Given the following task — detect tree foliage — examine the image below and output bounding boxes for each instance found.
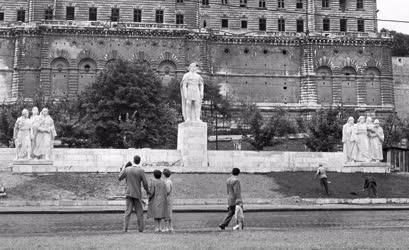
[381,29,409,57]
[237,104,297,150]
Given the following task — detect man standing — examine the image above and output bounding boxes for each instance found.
[118,155,150,232]
[219,168,242,230]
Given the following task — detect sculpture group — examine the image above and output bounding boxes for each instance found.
[342,116,384,163]
[13,107,57,161]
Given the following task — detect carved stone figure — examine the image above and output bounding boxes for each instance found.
[13,109,32,160]
[369,119,384,162]
[30,106,40,158]
[32,108,57,160]
[351,116,371,162]
[342,117,355,163]
[180,63,204,122]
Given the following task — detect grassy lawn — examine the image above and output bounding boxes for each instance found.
[2,172,409,201]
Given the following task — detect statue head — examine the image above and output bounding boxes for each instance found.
[366,117,373,124]
[32,107,39,116]
[41,108,49,116]
[374,119,380,127]
[347,117,354,124]
[358,116,365,124]
[188,63,198,73]
[21,109,29,118]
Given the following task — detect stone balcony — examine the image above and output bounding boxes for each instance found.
[38,20,188,30]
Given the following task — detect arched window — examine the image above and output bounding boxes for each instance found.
[78,59,97,93]
[51,58,69,97]
[364,67,381,105]
[316,66,333,104]
[341,67,357,104]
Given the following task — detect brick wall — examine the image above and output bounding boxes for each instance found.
[393,57,409,118]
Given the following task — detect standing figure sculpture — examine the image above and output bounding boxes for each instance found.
[180,63,204,122]
[13,109,32,160]
[369,119,384,162]
[342,117,355,163]
[351,116,371,162]
[30,107,40,158]
[32,108,57,160]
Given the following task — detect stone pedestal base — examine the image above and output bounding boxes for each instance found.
[177,121,208,169]
[11,160,55,174]
[342,162,391,173]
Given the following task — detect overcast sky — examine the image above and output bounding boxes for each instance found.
[378,0,409,34]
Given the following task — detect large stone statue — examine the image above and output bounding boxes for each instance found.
[342,117,355,163]
[180,63,204,122]
[13,109,32,160]
[369,119,384,162]
[30,107,40,158]
[351,116,371,162]
[32,108,57,160]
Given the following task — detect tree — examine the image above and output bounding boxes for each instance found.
[305,107,358,152]
[79,59,178,148]
[381,29,409,57]
[237,104,297,150]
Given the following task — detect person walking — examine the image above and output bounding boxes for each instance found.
[148,170,169,232]
[219,168,242,230]
[118,155,150,233]
[314,164,329,195]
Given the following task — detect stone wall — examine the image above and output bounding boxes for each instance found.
[393,57,409,119]
[1,148,346,173]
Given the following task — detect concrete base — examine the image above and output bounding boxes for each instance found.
[11,160,56,174]
[342,162,391,173]
[177,121,208,169]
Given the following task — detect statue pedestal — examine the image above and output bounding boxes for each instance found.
[11,160,55,174]
[342,162,391,173]
[177,121,208,169]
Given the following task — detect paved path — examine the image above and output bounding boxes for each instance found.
[2,210,409,236]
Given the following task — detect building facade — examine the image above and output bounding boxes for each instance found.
[0,0,394,115]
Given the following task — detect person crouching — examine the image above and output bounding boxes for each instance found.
[148,170,169,232]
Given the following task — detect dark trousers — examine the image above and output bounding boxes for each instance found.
[124,197,144,232]
[220,206,236,227]
[367,183,378,198]
[320,178,329,194]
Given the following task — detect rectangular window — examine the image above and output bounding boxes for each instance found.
[221,0,228,4]
[0,12,4,21]
[45,8,53,20]
[66,6,75,20]
[202,0,209,6]
[221,18,228,28]
[322,0,329,8]
[240,0,247,7]
[89,7,97,21]
[133,9,141,22]
[111,8,119,22]
[296,0,303,9]
[297,19,304,32]
[339,0,346,10]
[259,18,266,31]
[357,19,365,32]
[176,14,184,24]
[259,0,266,8]
[241,20,247,29]
[155,10,164,23]
[357,0,363,9]
[340,18,347,31]
[176,0,183,3]
[278,18,285,31]
[323,18,330,31]
[17,10,25,22]
[278,0,284,8]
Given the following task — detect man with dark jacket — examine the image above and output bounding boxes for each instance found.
[219,167,242,230]
[118,155,150,232]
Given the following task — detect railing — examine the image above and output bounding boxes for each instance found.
[312,31,392,39]
[386,147,409,172]
[39,20,187,30]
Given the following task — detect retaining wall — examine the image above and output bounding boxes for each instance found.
[1,148,348,173]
